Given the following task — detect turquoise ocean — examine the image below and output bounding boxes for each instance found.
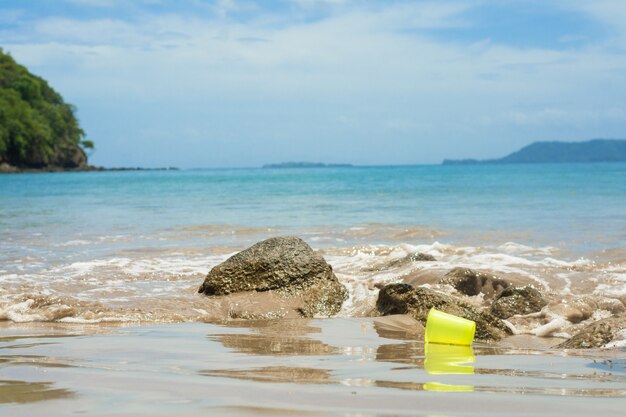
[1,163,625,333]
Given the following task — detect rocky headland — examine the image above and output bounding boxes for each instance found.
[0,49,94,172]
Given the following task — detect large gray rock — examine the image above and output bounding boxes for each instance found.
[198,236,348,317]
[441,267,510,299]
[490,286,547,319]
[556,315,626,349]
[376,283,510,341]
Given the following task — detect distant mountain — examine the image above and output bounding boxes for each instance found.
[263,162,353,169]
[442,139,626,165]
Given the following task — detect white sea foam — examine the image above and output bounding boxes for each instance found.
[57,239,92,247]
[497,242,557,256]
[555,272,572,295]
[47,254,230,280]
[593,270,626,296]
[1,239,624,332]
[0,299,38,322]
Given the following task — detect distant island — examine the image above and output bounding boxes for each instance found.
[263,162,353,169]
[443,139,626,165]
[0,48,95,173]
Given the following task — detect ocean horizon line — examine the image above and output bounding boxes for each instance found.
[110,160,626,171]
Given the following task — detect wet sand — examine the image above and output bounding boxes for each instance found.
[1,316,624,417]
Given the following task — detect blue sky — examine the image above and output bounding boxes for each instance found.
[1,0,626,167]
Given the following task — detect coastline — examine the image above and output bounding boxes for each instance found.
[0,162,179,174]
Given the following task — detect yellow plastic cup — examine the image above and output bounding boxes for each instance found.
[425,308,476,346]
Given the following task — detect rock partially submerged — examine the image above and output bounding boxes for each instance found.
[376,283,510,341]
[368,252,436,272]
[405,252,436,262]
[441,267,510,299]
[490,286,547,319]
[198,236,348,318]
[387,252,436,268]
[556,315,626,349]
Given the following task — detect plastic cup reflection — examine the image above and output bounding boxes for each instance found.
[424,343,475,374]
[423,343,476,392]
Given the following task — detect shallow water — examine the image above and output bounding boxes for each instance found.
[0,318,624,417]
[2,164,626,252]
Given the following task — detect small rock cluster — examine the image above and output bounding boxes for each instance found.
[376,283,509,340]
[376,267,549,341]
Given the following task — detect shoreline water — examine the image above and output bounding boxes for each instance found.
[1,319,624,416]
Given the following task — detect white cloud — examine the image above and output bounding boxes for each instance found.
[6,2,626,103]
[3,0,626,166]
[567,0,626,31]
[558,0,626,48]
[503,107,626,127]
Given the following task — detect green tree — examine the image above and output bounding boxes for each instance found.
[0,48,92,168]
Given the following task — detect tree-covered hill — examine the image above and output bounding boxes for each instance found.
[0,48,93,170]
[443,139,626,165]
